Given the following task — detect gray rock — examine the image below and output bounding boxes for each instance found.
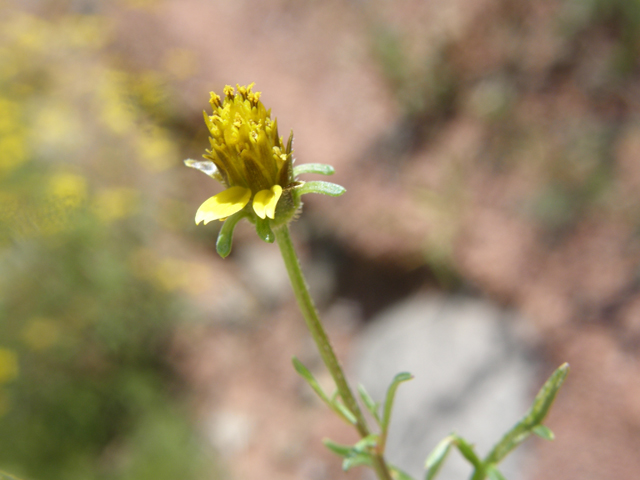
[237,242,291,308]
[351,294,538,480]
[205,409,254,457]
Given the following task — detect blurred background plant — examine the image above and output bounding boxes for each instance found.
[0,3,214,480]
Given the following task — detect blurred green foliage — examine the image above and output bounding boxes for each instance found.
[0,5,212,480]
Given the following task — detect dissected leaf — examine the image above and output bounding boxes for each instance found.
[424,365,568,480]
[296,181,346,197]
[293,163,335,176]
[486,464,507,480]
[451,435,483,470]
[343,453,373,471]
[333,400,357,425]
[485,363,569,464]
[323,439,353,458]
[358,383,381,425]
[381,372,413,432]
[532,425,554,441]
[292,357,331,405]
[390,464,416,480]
[424,435,454,480]
[528,363,569,425]
[324,438,375,472]
[353,434,378,453]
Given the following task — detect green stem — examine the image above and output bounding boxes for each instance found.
[275,225,393,480]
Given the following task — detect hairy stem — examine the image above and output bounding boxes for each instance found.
[275,225,393,480]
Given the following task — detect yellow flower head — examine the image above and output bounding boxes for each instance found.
[186,83,345,257]
[192,84,295,224]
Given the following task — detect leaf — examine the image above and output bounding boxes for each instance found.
[343,453,373,471]
[292,357,331,405]
[293,358,358,426]
[323,439,375,472]
[323,438,353,458]
[424,436,454,480]
[293,163,335,176]
[486,464,507,480]
[358,384,381,425]
[333,400,357,425]
[484,363,569,464]
[353,434,378,453]
[326,390,357,424]
[451,434,483,470]
[527,363,569,425]
[296,181,346,197]
[532,425,555,441]
[381,372,413,433]
[390,464,416,480]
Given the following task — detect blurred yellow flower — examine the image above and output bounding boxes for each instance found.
[7,13,49,52]
[154,258,192,292]
[98,71,135,135]
[61,14,110,48]
[0,97,28,175]
[34,103,84,154]
[48,173,87,208]
[192,84,296,224]
[0,191,19,223]
[0,135,26,174]
[22,318,60,351]
[93,187,139,222]
[128,248,208,293]
[136,126,176,172]
[0,348,18,384]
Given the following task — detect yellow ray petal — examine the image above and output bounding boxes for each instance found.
[195,186,251,224]
[253,185,283,219]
